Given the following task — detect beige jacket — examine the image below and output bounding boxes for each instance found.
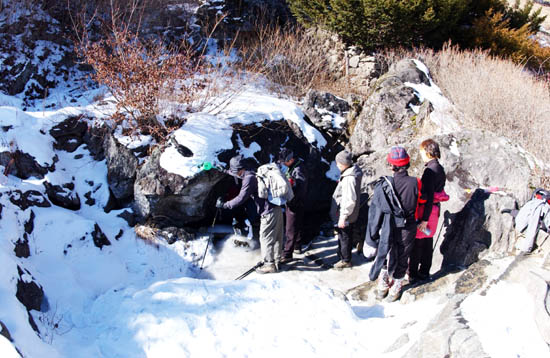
[330,164,363,224]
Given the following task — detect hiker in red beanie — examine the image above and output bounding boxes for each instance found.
[375,146,420,301]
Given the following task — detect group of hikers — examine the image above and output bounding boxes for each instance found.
[215,139,448,301]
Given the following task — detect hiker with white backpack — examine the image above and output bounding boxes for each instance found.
[217,154,293,274]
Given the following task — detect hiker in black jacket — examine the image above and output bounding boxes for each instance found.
[216,155,282,274]
[365,146,419,301]
[278,148,309,262]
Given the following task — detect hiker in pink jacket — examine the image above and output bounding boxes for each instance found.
[409,139,448,283]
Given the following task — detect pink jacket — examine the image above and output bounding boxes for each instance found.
[416,191,449,239]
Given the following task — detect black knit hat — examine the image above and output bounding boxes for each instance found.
[229,155,245,174]
[278,148,294,162]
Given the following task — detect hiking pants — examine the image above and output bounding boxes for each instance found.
[260,206,284,264]
[388,225,416,280]
[337,223,355,263]
[408,237,433,278]
[283,205,304,257]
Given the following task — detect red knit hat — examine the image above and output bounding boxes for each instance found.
[387,146,410,166]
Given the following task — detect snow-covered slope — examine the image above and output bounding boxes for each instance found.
[0,71,549,358]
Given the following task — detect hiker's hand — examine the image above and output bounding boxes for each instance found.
[338,218,347,229]
[215,197,224,209]
[418,221,428,233]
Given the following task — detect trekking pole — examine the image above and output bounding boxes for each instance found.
[432,224,444,250]
[200,207,219,270]
[235,261,263,280]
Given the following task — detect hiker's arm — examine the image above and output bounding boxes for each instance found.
[421,168,435,221]
[339,176,357,224]
[224,176,254,210]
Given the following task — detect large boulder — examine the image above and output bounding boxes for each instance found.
[356,129,534,271]
[349,58,537,271]
[348,59,431,157]
[134,119,336,227]
[104,133,139,203]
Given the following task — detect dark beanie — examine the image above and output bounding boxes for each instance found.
[387,146,410,166]
[278,148,294,163]
[335,150,352,166]
[229,154,245,174]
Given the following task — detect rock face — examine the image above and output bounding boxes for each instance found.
[350,58,538,273]
[50,117,88,153]
[104,133,139,203]
[349,59,430,157]
[303,90,353,137]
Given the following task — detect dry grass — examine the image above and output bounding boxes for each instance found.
[238,24,346,98]
[382,44,550,184]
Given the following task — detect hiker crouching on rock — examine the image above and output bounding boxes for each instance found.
[367,146,419,301]
[216,155,284,274]
[330,150,363,270]
[408,139,448,283]
[278,148,308,263]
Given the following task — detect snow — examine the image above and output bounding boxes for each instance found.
[0,107,56,167]
[0,28,548,357]
[160,85,327,178]
[404,60,461,133]
[0,335,20,358]
[462,282,550,358]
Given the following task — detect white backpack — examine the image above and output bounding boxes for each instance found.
[257,163,294,206]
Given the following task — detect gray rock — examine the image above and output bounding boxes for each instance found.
[402,296,489,358]
[50,116,88,152]
[104,133,139,202]
[0,320,12,342]
[0,150,55,180]
[303,90,351,135]
[9,190,51,210]
[15,266,43,312]
[348,59,429,157]
[43,181,81,211]
[91,224,111,249]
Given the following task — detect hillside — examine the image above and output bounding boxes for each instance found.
[1,1,550,357]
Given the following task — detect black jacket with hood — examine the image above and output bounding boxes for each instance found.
[364,175,417,281]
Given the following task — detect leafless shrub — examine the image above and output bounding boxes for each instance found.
[382,44,550,182]
[239,23,342,98]
[72,0,248,142]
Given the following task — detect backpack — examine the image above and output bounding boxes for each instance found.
[533,188,550,204]
[257,163,294,206]
[382,176,421,227]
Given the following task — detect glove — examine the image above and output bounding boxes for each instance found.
[288,177,295,187]
[215,197,225,209]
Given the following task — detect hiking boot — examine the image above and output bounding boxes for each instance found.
[279,256,293,264]
[356,241,364,255]
[386,278,404,302]
[375,269,392,299]
[256,263,277,274]
[333,260,352,270]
